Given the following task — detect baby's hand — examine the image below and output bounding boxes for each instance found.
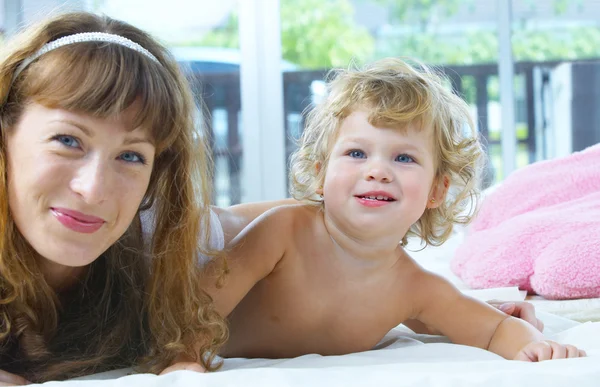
[515,340,586,361]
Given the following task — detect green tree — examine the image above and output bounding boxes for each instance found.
[280,0,373,68]
[197,12,239,49]
[370,0,467,32]
[188,0,374,69]
[372,0,581,29]
[371,0,600,65]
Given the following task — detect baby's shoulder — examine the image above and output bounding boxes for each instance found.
[393,250,440,286]
[262,203,320,224]
[399,251,458,299]
[248,204,319,243]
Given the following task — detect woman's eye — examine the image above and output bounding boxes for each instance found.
[55,135,80,148]
[119,151,146,164]
[395,154,415,163]
[348,150,365,158]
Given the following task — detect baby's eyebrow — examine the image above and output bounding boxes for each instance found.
[339,137,425,153]
[395,143,425,153]
[337,136,369,145]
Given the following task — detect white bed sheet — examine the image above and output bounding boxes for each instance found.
[42,229,600,386]
[52,313,600,386]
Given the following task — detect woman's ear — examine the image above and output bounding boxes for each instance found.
[426,174,450,209]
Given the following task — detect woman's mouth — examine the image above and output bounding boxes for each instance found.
[51,207,106,234]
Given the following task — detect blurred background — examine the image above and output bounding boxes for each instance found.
[2,0,599,206]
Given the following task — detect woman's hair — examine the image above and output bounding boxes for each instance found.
[0,12,227,381]
[289,57,485,246]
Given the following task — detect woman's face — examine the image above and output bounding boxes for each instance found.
[5,103,156,271]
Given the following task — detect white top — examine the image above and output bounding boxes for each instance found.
[207,208,225,250]
[201,208,225,264]
[140,208,224,265]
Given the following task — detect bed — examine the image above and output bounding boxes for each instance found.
[409,231,600,323]
[51,224,600,387]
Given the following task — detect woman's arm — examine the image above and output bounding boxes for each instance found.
[0,369,29,386]
[212,199,297,245]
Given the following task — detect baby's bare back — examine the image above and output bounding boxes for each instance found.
[220,206,420,358]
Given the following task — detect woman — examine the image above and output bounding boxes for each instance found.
[0,11,227,384]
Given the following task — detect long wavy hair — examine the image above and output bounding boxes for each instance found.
[289,58,485,247]
[0,11,227,382]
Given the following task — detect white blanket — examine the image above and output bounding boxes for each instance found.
[51,312,600,386]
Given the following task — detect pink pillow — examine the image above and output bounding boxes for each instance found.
[451,144,600,300]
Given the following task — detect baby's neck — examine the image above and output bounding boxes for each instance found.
[321,211,405,269]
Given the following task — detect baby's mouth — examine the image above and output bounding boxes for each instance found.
[355,195,396,202]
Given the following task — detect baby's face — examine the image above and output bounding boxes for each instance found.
[321,109,438,239]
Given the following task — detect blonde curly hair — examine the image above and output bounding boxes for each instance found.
[289,57,485,247]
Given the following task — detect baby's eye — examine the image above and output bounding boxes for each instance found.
[395,154,415,163]
[348,150,366,158]
[119,151,146,165]
[54,135,80,148]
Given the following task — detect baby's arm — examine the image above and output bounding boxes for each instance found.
[404,300,544,334]
[411,270,584,361]
[201,206,292,317]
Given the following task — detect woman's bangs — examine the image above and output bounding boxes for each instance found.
[24,44,179,151]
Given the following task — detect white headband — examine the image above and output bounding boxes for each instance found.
[11,32,160,84]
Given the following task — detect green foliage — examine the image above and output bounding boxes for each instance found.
[513,27,600,61]
[159,0,600,71]
[90,0,599,70]
[378,25,600,66]
[374,29,499,65]
[280,0,373,68]
[371,0,600,65]
[192,0,374,69]
[370,0,466,29]
[196,12,239,49]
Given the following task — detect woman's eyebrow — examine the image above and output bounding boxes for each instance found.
[49,119,153,147]
[50,119,93,137]
[123,136,153,146]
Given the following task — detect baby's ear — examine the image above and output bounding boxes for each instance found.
[427,174,450,209]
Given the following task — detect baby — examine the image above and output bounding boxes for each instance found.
[201,58,585,362]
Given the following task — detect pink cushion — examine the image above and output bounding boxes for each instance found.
[451,144,600,300]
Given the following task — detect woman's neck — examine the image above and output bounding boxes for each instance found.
[36,257,87,292]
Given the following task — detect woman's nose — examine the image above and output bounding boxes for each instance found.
[69,158,111,205]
